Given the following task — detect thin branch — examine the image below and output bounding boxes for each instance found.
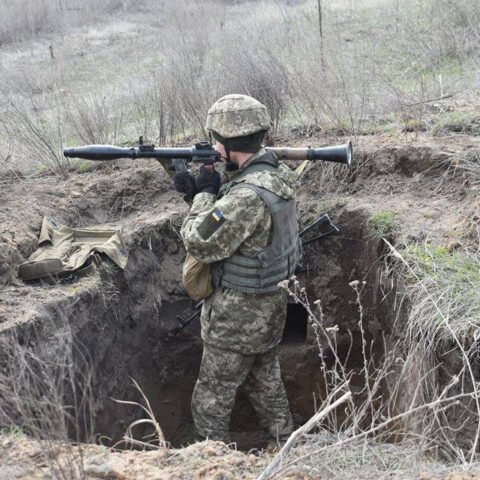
[257,389,352,480]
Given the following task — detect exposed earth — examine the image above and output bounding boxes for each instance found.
[0,98,480,478]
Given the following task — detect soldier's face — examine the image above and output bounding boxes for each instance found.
[214,140,240,171]
[214,141,227,161]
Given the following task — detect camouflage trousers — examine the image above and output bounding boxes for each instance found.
[191,343,293,443]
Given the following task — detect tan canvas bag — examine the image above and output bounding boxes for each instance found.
[182,253,213,302]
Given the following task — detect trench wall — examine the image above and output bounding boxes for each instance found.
[1,200,403,449]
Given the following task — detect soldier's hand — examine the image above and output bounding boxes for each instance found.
[174,171,198,202]
[196,165,221,195]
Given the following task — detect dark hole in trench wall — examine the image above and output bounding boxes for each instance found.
[282,303,308,344]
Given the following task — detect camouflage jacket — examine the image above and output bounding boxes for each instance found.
[180,148,298,355]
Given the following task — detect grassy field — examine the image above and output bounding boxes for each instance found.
[0,0,479,175]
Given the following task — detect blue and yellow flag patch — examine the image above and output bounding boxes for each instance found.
[211,208,225,223]
[198,207,226,240]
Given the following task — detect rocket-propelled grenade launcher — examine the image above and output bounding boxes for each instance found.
[63,136,353,167]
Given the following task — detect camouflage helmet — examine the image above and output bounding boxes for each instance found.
[205,94,271,139]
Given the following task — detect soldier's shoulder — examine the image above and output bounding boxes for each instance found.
[223,184,266,203]
[234,169,296,200]
[217,185,269,220]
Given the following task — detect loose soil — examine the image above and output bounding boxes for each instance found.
[0,128,479,478]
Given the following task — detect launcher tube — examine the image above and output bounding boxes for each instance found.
[64,140,353,166]
[268,140,352,166]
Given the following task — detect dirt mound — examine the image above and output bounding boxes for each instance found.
[0,435,268,480]
[298,134,479,250]
[0,130,480,477]
[0,161,180,288]
[2,433,480,480]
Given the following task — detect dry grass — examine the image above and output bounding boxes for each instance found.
[0,310,95,443]
[384,241,480,461]
[458,151,480,185]
[398,244,480,346]
[0,308,95,479]
[261,271,480,479]
[112,378,167,450]
[0,0,479,174]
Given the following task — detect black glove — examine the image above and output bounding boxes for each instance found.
[196,165,221,195]
[174,171,198,202]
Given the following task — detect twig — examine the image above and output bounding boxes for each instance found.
[404,94,454,107]
[257,389,352,480]
[272,379,476,478]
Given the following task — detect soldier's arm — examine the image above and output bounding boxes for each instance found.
[180,190,267,264]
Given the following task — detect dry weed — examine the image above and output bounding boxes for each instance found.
[258,270,480,479]
[0,308,95,478]
[2,0,480,174]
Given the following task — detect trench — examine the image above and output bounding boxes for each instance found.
[2,207,401,451]
[68,206,400,451]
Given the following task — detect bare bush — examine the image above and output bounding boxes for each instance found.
[127,74,179,145]
[63,90,130,145]
[0,310,95,478]
[261,271,480,478]
[0,0,128,44]
[1,0,480,174]
[1,94,68,175]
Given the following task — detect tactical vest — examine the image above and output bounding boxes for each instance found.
[212,157,300,295]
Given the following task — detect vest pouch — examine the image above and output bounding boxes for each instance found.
[18,258,63,281]
[182,253,213,302]
[259,252,297,289]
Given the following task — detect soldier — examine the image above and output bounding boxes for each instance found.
[178,94,300,445]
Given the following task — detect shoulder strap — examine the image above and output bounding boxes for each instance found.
[218,164,278,199]
[230,183,285,213]
[233,162,278,182]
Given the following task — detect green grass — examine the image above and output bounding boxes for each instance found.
[70,160,96,173]
[404,244,480,284]
[400,244,480,343]
[368,211,399,239]
[1,425,26,438]
[431,111,480,136]
[32,163,52,177]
